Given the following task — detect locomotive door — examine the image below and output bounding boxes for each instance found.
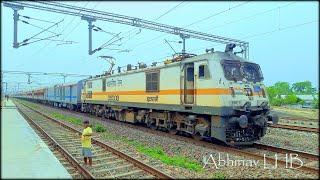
[182,63,195,104]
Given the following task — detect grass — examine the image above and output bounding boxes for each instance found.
[50,112,82,125]
[93,123,106,133]
[127,139,203,172]
[273,106,318,119]
[102,131,203,172]
[28,103,39,109]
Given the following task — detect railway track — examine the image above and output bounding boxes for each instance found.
[26,122,86,179]
[16,99,319,175]
[279,116,318,122]
[253,143,318,161]
[14,101,172,179]
[269,124,319,133]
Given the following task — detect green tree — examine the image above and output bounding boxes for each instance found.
[291,81,313,94]
[274,81,291,95]
[312,92,319,109]
[283,94,298,105]
[270,98,283,106]
[266,86,277,99]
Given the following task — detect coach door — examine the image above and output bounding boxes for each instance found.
[181,63,195,104]
[69,85,72,102]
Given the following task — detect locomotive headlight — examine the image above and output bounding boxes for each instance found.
[238,115,248,128]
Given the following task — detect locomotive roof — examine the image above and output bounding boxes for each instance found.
[86,51,252,81]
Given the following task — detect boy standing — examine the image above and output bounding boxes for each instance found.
[81,120,93,166]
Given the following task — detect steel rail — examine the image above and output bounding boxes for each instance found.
[15,104,95,179]
[253,143,319,161]
[280,116,318,122]
[15,99,319,174]
[16,100,173,179]
[270,124,319,133]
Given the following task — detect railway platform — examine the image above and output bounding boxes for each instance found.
[1,99,72,178]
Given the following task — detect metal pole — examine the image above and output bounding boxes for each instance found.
[13,9,19,48]
[82,16,96,55]
[182,37,185,54]
[88,20,93,55]
[27,74,31,84]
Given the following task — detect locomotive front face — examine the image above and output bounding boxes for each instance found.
[210,55,278,145]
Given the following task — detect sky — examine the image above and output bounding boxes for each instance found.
[1,1,319,93]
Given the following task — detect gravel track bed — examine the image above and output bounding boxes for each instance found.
[257,128,319,155]
[18,100,319,178]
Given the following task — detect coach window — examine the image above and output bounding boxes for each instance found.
[102,78,106,91]
[146,71,159,92]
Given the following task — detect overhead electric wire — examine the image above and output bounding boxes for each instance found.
[153,1,185,21]
[20,19,64,45]
[31,2,89,57]
[184,1,250,28]
[120,2,186,50]
[20,19,59,35]
[92,25,117,36]
[130,2,248,51]
[20,34,62,46]
[94,32,123,52]
[242,20,318,39]
[19,15,56,24]
[63,2,100,41]
[189,19,318,54]
[3,70,91,77]
[32,37,78,43]
[206,2,295,31]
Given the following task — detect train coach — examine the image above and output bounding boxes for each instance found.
[16,80,84,111]
[45,81,84,110]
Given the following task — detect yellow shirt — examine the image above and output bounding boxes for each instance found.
[81,127,92,148]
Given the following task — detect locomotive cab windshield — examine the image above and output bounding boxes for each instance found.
[221,60,264,83]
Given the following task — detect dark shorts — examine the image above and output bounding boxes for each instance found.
[82,147,93,157]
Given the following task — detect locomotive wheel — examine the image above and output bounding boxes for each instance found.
[192,134,203,141]
[146,120,157,130]
[169,129,178,135]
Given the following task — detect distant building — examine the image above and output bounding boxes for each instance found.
[280,94,315,108]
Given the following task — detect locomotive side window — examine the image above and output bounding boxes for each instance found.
[87,81,92,88]
[146,71,159,92]
[187,67,194,81]
[199,65,205,78]
[86,91,92,98]
[102,78,106,91]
